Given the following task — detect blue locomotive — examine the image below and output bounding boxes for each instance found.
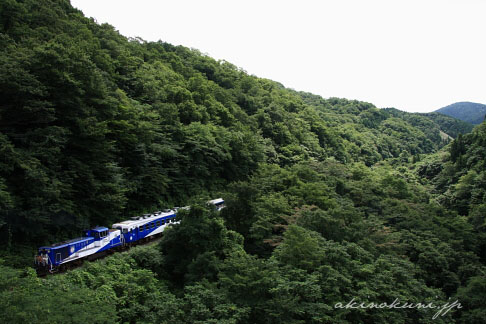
[34,198,224,274]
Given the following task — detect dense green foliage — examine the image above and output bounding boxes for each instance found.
[0,0,465,249]
[0,1,485,323]
[435,102,486,125]
[416,122,486,261]
[418,112,474,138]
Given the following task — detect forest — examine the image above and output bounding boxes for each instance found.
[0,1,485,323]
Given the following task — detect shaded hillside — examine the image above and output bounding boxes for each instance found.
[415,121,486,264]
[383,108,474,138]
[380,108,473,139]
[435,102,486,125]
[419,112,474,138]
[417,122,486,221]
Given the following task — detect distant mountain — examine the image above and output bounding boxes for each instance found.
[435,102,486,125]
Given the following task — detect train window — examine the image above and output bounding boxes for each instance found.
[139,226,143,232]
[151,223,155,229]
[94,232,100,239]
[156,221,160,227]
[122,228,128,234]
[145,224,149,231]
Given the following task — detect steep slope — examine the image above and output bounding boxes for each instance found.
[415,122,486,264]
[435,102,486,125]
[418,122,486,218]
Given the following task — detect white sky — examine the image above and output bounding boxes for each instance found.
[71,0,486,112]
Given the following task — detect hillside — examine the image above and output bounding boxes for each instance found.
[0,0,462,245]
[419,112,474,138]
[417,122,486,228]
[0,1,485,323]
[435,102,486,125]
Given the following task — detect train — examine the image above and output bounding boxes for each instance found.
[34,198,225,274]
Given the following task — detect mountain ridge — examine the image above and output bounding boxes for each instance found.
[435,101,486,125]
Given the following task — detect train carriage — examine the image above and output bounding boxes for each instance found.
[208,198,225,211]
[112,209,179,245]
[35,198,224,274]
[35,226,122,273]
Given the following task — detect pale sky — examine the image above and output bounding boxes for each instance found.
[71,0,486,112]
